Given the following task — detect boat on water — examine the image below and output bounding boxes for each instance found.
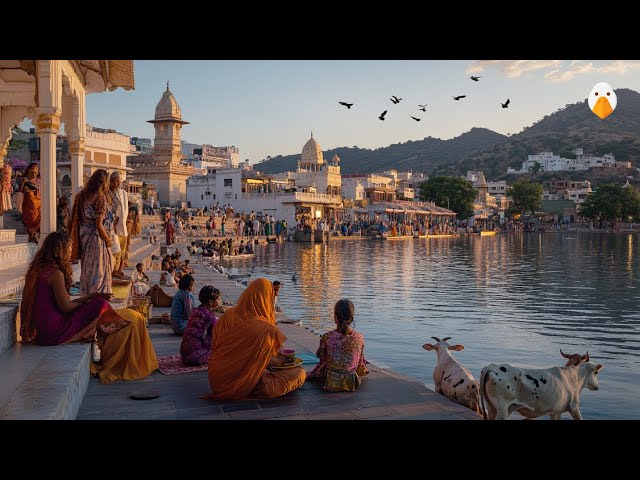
[480,231,497,236]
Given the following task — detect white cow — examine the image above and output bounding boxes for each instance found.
[422,336,481,414]
[479,361,603,420]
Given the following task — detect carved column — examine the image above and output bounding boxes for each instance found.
[36,112,60,238]
[68,138,85,197]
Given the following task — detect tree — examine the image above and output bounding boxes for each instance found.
[579,184,640,222]
[529,161,542,173]
[7,126,27,153]
[418,176,477,219]
[508,179,543,214]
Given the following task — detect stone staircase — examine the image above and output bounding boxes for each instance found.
[0,230,159,420]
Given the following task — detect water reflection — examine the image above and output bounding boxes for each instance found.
[243,232,640,419]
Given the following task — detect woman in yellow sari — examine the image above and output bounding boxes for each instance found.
[207,278,306,400]
[20,162,41,243]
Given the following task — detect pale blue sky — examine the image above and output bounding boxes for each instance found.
[76,60,640,163]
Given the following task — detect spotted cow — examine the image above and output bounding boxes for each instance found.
[479,361,603,420]
[422,336,481,414]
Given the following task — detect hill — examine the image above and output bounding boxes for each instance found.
[255,88,640,180]
[256,128,507,174]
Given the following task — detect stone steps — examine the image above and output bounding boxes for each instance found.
[0,342,91,420]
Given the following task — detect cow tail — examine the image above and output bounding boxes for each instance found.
[479,368,490,420]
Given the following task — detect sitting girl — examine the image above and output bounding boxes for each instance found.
[307,299,369,392]
[180,285,220,366]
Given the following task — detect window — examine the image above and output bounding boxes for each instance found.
[224,178,233,187]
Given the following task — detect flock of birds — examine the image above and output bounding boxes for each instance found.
[339,75,510,122]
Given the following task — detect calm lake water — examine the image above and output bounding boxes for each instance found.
[229,233,640,419]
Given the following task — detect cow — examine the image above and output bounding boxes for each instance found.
[479,361,603,420]
[422,336,481,414]
[560,349,589,367]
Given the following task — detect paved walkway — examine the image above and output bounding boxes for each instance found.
[78,243,479,420]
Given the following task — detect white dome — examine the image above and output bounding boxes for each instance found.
[154,83,183,121]
[301,133,324,165]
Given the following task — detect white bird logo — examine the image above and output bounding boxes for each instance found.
[588,82,617,120]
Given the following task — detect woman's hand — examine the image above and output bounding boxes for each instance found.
[267,355,289,369]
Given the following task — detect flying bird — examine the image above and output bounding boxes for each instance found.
[379,110,387,121]
[470,76,481,81]
[501,99,510,108]
[410,116,421,122]
[418,104,427,112]
[339,101,354,109]
[390,96,402,104]
[453,95,466,101]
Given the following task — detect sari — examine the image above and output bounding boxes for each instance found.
[22,178,41,239]
[207,278,305,400]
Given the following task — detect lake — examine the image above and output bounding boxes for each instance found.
[229,232,640,419]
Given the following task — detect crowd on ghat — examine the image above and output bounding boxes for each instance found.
[18,168,369,401]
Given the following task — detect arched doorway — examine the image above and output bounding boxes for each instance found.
[61,174,72,199]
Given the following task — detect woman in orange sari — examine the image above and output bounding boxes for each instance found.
[207,278,306,400]
[20,162,41,243]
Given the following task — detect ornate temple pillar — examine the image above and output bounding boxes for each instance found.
[68,138,85,197]
[36,112,60,238]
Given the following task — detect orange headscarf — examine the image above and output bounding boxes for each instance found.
[207,278,284,400]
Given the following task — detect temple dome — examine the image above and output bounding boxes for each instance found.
[301,133,324,165]
[149,82,188,124]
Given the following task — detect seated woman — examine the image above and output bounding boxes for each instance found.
[165,267,177,287]
[19,232,158,383]
[307,299,369,392]
[170,274,195,335]
[132,262,150,296]
[180,285,220,366]
[207,278,306,400]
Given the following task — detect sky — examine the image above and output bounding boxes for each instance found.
[71,60,640,164]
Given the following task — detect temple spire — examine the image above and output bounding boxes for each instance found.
[166,80,170,92]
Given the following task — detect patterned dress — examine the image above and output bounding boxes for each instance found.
[79,194,113,295]
[170,289,195,335]
[180,306,218,366]
[308,329,369,392]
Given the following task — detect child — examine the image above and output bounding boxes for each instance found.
[165,268,177,286]
[132,262,150,295]
[180,285,220,366]
[308,299,369,392]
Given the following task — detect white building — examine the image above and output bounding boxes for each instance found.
[293,136,341,196]
[181,143,240,172]
[509,149,616,174]
[186,168,241,207]
[341,178,365,200]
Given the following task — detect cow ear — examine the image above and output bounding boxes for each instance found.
[449,344,464,351]
[422,343,435,351]
[595,364,603,372]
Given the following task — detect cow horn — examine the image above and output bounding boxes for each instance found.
[442,337,452,342]
[431,336,441,342]
[585,351,589,362]
[560,349,571,358]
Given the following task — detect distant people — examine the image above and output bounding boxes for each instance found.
[170,274,195,335]
[19,231,158,383]
[307,299,369,392]
[166,267,177,286]
[124,205,141,268]
[180,286,220,366]
[69,169,114,295]
[165,212,175,246]
[206,278,306,400]
[132,262,150,296]
[56,196,70,234]
[20,162,41,243]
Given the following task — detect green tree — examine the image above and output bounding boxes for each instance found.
[579,184,640,221]
[529,161,542,173]
[418,176,477,219]
[508,179,543,214]
[7,126,27,153]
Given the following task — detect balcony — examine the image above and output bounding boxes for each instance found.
[241,191,342,204]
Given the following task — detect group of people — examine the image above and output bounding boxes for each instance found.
[187,238,254,258]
